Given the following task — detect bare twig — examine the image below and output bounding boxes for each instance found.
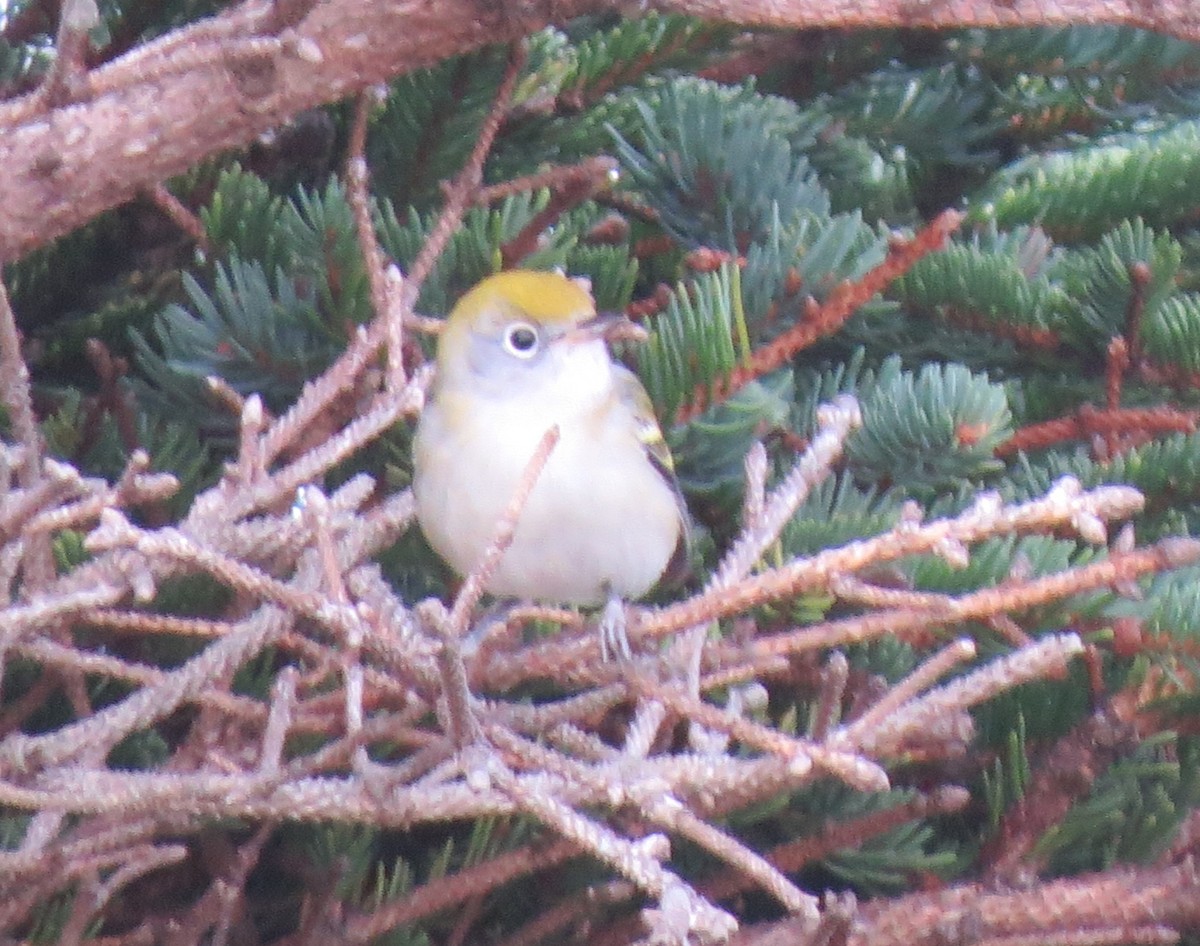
[141,181,210,250]
[447,424,560,639]
[0,279,55,592]
[33,0,97,108]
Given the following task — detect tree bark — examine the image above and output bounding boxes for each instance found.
[2,0,1198,261]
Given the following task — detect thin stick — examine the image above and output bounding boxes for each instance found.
[346,90,400,389]
[398,42,527,323]
[446,425,560,639]
[0,281,43,492]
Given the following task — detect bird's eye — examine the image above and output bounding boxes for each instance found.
[503,322,540,358]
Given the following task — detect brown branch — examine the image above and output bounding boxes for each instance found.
[624,668,889,792]
[34,0,96,109]
[0,281,44,488]
[139,181,209,252]
[5,2,1200,260]
[0,0,567,262]
[344,839,580,943]
[503,528,1191,702]
[942,305,1062,351]
[699,785,970,904]
[0,278,57,592]
[345,91,393,362]
[1136,357,1200,394]
[732,861,1200,946]
[394,39,526,340]
[1125,260,1152,366]
[741,537,1197,662]
[995,404,1199,458]
[982,708,1137,885]
[498,158,620,267]
[445,424,560,640]
[1105,336,1130,411]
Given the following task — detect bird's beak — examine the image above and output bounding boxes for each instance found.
[566,312,648,345]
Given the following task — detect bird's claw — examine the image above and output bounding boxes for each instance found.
[600,595,632,661]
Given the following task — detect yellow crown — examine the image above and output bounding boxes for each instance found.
[448,270,594,328]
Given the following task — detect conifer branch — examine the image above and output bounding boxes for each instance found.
[679,210,963,422]
[401,42,527,314]
[0,282,61,594]
[700,785,970,903]
[6,2,1200,260]
[738,536,1199,660]
[996,404,1199,458]
[346,91,398,387]
[5,1,1200,940]
[732,862,1200,946]
[498,158,620,267]
[344,838,580,942]
[942,307,1062,350]
[642,478,1143,643]
[982,708,1135,885]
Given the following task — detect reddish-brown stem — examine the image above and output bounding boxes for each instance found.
[676,209,964,423]
[1125,260,1151,365]
[996,404,1198,458]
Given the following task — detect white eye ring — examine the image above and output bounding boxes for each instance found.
[503,321,540,359]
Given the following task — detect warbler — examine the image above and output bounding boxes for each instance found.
[412,270,688,655]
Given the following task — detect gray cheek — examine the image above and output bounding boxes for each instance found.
[466,334,505,378]
[465,334,545,391]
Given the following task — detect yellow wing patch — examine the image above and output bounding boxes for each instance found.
[616,367,675,476]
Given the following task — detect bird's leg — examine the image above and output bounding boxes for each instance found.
[599,586,633,661]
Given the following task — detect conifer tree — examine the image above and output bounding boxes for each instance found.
[2,1,1200,943]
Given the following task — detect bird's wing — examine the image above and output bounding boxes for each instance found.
[614,365,694,587]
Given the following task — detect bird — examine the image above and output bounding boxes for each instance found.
[412,269,688,657]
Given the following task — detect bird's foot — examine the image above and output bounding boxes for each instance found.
[600,593,633,661]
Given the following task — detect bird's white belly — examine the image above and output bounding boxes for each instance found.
[414,398,680,605]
